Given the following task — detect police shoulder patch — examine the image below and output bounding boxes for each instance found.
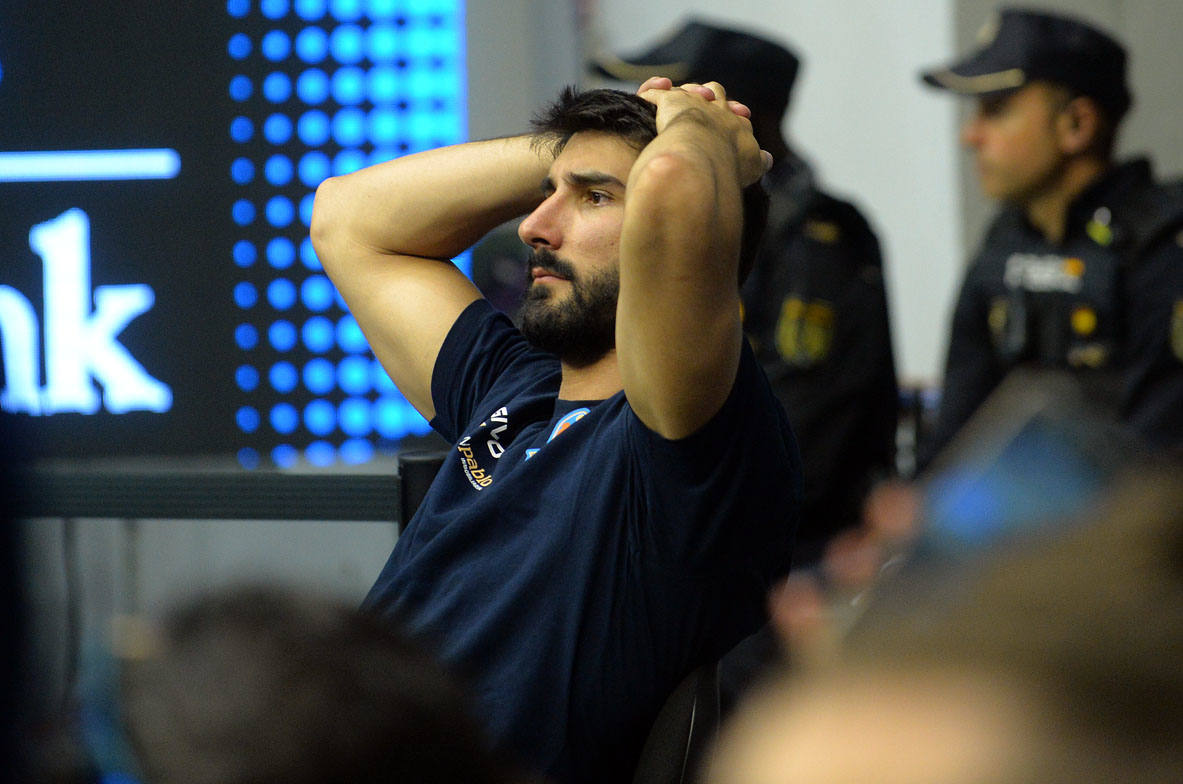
[775,296,834,366]
[803,219,841,244]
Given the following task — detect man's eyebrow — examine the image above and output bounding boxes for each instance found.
[538,171,626,195]
[566,170,626,189]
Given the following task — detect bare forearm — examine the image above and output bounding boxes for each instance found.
[306,135,549,421]
[626,111,745,277]
[311,134,550,263]
[617,83,766,438]
[623,83,765,287]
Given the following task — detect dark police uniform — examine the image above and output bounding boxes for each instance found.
[742,154,898,565]
[923,159,1183,464]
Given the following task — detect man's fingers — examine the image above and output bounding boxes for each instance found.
[701,81,728,102]
[648,81,748,115]
[672,83,751,118]
[727,100,752,119]
[677,82,717,101]
[636,76,673,94]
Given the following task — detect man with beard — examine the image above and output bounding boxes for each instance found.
[311,80,800,783]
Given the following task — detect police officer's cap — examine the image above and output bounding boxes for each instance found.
[920,7,1132,120]
[591,19,800,115]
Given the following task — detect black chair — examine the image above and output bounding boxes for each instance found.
[632,661,721,784]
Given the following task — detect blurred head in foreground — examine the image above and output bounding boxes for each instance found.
[707,467,1183,783]
[121,585,523,784]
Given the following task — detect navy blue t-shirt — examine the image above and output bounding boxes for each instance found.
[363,300,801,783]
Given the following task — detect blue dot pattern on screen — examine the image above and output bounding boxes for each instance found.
[237,406,261,432]
[233,240,257,267]
[303,358,335,394]
[270,361,299,392]
[236,365,260,392]
[229,0,466,468]
[234,281,258,309]
[268,278,297,310]
[267,236,297,268]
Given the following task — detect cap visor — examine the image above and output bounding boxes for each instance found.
[591,52,690,83]
[921,66,1026,95]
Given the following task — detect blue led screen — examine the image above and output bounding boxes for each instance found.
[0,0,466,467]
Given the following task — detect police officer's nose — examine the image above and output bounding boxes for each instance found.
[960,113,985,149]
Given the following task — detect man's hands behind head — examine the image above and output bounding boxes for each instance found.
[636,76,773,186]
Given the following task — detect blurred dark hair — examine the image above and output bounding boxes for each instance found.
[843,466,1183,779]
[121,585,521,784]
[530,86,769,285]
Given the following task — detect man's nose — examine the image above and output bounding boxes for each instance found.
[518,196,562,249]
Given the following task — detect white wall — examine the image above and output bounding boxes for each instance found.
[467,0,583,141]
[588,0,965,386]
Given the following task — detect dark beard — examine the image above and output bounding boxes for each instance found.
[518,248,619,368]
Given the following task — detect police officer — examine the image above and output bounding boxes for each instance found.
[919,7,1183,466]
[595,19,899,567]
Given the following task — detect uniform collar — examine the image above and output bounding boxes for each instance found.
[1000,159,1156,244]
[1066,158,1154,231]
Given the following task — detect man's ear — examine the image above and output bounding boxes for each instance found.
[1056,96,1102,155]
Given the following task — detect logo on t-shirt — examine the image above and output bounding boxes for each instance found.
[525,407,590,460]
[457,406,512,490]
[482,407,511,458]
[456,435,494,489]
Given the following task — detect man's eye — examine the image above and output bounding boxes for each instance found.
[588,191,610,205]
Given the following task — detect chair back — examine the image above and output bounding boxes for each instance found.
[631,661,721,784]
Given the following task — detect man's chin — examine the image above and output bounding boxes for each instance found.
[527,279,571,299]
[517,296,560,335]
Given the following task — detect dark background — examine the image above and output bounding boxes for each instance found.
[0,2,240,459]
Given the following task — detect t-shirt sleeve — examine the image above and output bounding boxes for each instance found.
[429,300,547,443]
[626,339,802,577]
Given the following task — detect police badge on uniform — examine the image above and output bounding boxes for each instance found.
[775,296,835,367]
[987,296,1011,353]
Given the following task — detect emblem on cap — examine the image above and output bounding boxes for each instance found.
[976,12,1002,46]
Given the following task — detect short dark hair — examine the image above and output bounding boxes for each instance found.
[121,585,519,784]
[530,86,769,285]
